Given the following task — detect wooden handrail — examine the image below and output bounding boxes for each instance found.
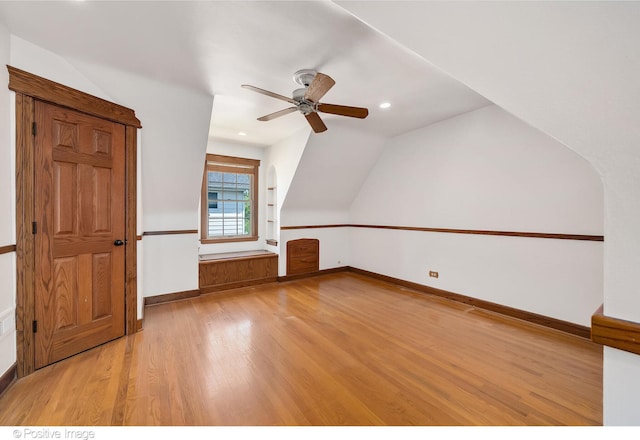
[591,305,640,355]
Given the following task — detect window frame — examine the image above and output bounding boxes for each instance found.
[200,154,260,243]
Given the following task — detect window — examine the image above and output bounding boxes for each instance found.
[201,154,260,243]
[208,192,218,210]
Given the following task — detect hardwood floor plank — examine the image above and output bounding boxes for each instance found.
[0,272,602,426]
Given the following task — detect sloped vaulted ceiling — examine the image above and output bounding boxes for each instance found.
[0,1,490,147]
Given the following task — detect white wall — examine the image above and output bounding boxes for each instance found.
[69,60,214,232]
[0,20,16,377]
[265,128,311,226]
[10,36,113,102]
[280,227,351,276]
[67,60,213,299]
[351,105,603,234]
[340,1,638,423]
[340,0,638,320]
[282,123,386,213]
[279,123,386,275]
[261,128,311,259]
[349,105,603,326]
[8,37,214,302]
[142,234,200,297]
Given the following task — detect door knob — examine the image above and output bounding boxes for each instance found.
[114,240,125,246]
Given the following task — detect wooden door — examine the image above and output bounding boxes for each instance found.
[34,101,126,369]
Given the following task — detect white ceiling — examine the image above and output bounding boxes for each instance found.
[0,0,491,147]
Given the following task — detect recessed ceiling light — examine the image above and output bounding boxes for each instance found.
[238,132,247,136]
[379,102,391,109]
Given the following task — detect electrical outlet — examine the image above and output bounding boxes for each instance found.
[429,271,439,278]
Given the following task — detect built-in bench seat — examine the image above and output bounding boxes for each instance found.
[198,249,278,293]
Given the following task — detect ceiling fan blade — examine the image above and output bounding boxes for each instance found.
[305,112,327,133]
[317,103,369,119]
[304,73,336,103]
[257,107,298,121]
[241,84,296,104]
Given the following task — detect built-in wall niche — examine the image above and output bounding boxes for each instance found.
[266,166,278,246]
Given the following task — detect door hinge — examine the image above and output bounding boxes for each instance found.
[32,320,37,333]
[32,122,37,136]
[32,221,37,234]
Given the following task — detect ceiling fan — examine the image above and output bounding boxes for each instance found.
[241,69,368,133]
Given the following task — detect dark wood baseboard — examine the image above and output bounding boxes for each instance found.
[0,363,17,397]
[278,266,350,283]
[143,265,590,339]
[144,289,200,306]
[136,319,143,332]
[200,277,279,294]
[347,267,591,339]
[145,278,282,307]
[591,305,640,355]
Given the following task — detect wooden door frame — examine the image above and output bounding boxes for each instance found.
[8,65,142,378]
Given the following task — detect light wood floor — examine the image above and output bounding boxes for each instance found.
[0,272,602,426]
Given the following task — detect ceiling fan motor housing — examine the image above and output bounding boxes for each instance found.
[292,87,315,114]
[292,88,307,101]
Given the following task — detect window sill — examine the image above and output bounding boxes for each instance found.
[200,236,259,244]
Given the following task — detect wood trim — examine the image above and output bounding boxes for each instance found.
[200,154,260,244]
[205,154,260,168]
[278,266,350,283]
[125,125,138,336]
[591,305,640,356]
[143,230,198,236]
[281,224,350,230]
[200,158,208,244]
[136,235,143,241]
[200,277,278,295]
[280,223,604,242]
[15,92,36,378]
[0,363,17,397]
[200,235,259,244]
[0,245,16,255]
[200,250,276,261]
[348,267,591,338]
[7,65,141,128]
[144,289,201,306]
[10,67,139,377]
[136,319,143,332]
